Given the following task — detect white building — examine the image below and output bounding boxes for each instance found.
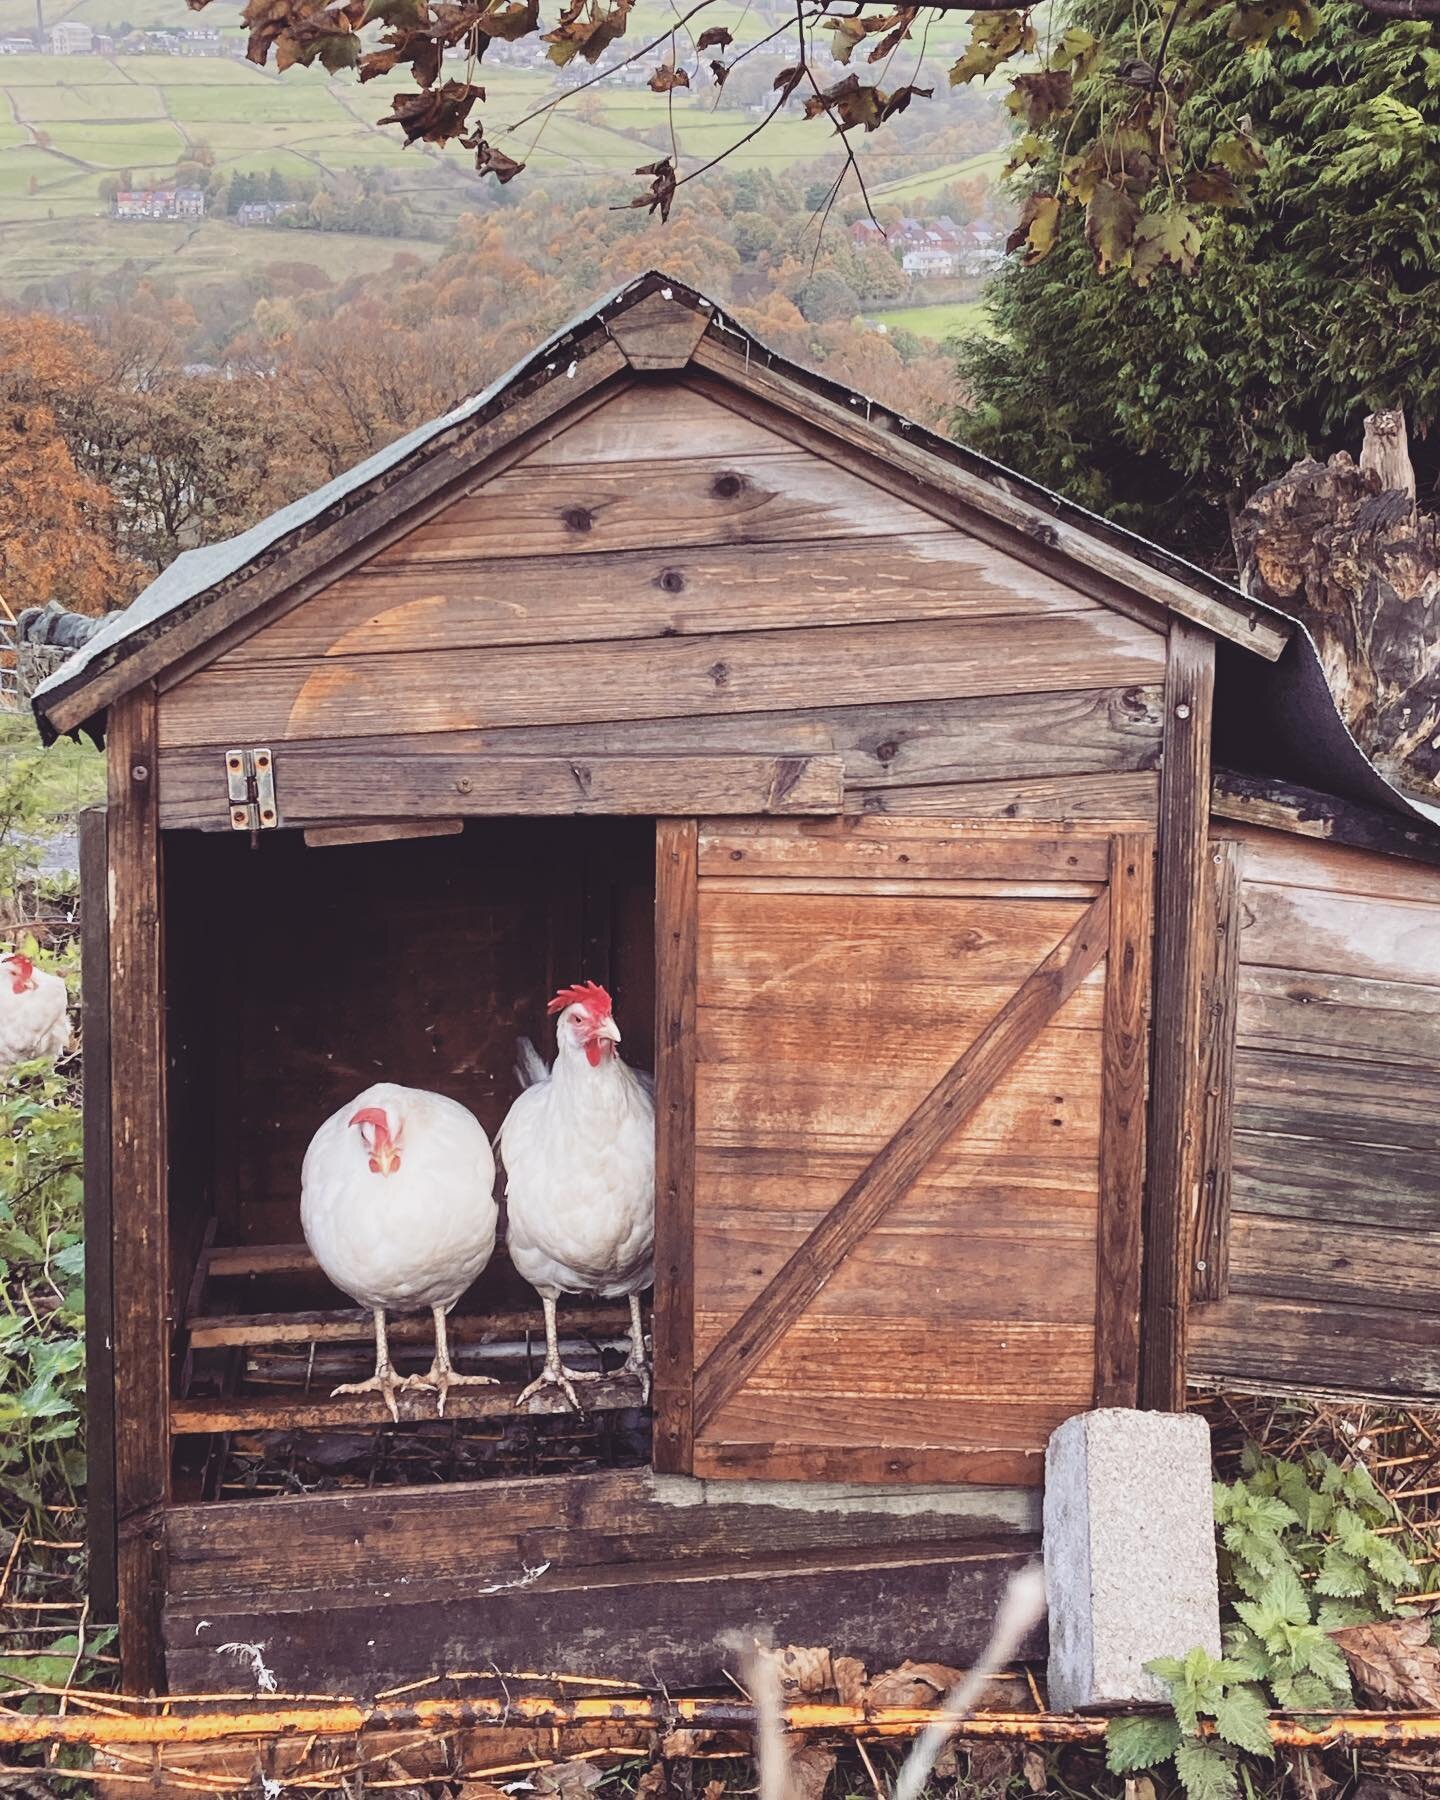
[49,21,94,53]
[901,245,958,280]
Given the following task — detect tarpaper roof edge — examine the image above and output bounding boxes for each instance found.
[30,269,1282,741]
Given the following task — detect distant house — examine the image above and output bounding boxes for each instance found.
[235,200,299,225]
[901,245,958,279]
[0,34,35,52]
[179,27,221,53]
[849,219,885,248]
[94,32,115,53]
[49,20,93,53]
[113,187,205,221]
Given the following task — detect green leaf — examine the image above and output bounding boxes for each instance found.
[1175,1738,1240,1800]
[1085,181,1139,275]
[1314,1547,1368,1598]
[948,9,1034,85]
[1213,1684,1274,1758]
[1106,1714,1182,1773]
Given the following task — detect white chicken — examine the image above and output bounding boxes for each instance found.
[0,953,70,1074]
[500,982,655,1410]
[300,1082,499,1420]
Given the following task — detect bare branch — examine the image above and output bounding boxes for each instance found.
[1354,0,1440,17]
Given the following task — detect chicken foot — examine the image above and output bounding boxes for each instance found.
[515,1292,602,1412]
[400,1303,500,1417]
[333,1307,404,1423]
[623,1291,651,1403]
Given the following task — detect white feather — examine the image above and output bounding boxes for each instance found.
[499,1012,654,1301]
[300,1082,498,1313]
[0,961,70,1074]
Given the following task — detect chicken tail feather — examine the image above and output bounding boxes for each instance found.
[514,1036,550,1090]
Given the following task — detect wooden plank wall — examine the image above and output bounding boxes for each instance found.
[155,380,1166,830]
[1189,823,1440,1398]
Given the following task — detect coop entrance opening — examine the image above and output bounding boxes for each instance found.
[165,816,657,1503]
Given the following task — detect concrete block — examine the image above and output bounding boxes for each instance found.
[1043,1408,1220,1711]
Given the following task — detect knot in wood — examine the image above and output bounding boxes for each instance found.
[708,660,730,687]
[562,505,594,533]
[711,471,745,499]
[657,567,686,594]
[873,739,899,764]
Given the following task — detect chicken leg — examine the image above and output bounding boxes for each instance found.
[333,1308,403,1423]
[402,1304,500,1417]
[623,1292,650,1403]
[515,1293,602,1412]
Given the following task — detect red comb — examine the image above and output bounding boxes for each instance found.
[349,1105,392,1134]
[547,980,612,1018]
[3,953,33,979]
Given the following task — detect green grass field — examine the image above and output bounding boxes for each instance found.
[870,298,993,342]
[872,150,1008,204]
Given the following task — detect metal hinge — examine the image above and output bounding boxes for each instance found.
[226,748,278,837]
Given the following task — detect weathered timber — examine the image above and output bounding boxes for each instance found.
[1227,1214,1440,1313]
[1140,619,1215,1410]
[1235,964,1440,1066]
[1188,1294,1440,1397]
[153,685,1165,829]
[698,816,1119,882]
[683,357,1289,660]
[303,819,464,848]
[185,1299,635,1350]
[1232,1046,1436,1151]
[162,1537,1042,1695]
[171,1374,643,1434]
[692,891,1111,1432]
[79,805,117,1621]
[848,772,1159,822]
[605,289,712,369]
[1192,840,1241,1302]
[231,753,844,831]
[106,689,169,1693]
[1230,820,1440,906]
[1239,883,1440,988]
[1229,1132,1440,1233]
[41,348,633,738]
[157,612,1167,750]
[1211,769,1440,870]
[652,819,698,1474]
[1094,833,1152,1405]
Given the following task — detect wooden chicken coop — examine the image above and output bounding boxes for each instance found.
[32,274,1440,1698]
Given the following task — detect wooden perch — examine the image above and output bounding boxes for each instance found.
[1232,409,1439,804]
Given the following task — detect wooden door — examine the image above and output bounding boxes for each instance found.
[653,817,1153,1487]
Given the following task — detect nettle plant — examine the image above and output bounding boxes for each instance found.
[1106,1446,1423,1800]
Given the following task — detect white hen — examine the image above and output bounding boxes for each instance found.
[300,1081,499,1419]
[500,982,655,1410]
[0,953,70,1074]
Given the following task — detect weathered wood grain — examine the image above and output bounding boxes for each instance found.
[1239,880,1440,987]
[1235,965,1440,1066]
[371,450,952,565]
[1193,840,1241,1302]
[1188,1294,1440,1396]
[171,1374,644,1434]
[1211,771,1440,871]
[1229,1132,1440,1233]
[157,687,1165,830]
[79,806,117,1624]
[1094,833,1152,1405]
[691,890,1110,1432]
[211,534,1104,668]
[105,690,169,1694]
[1227,1214,1440,1312]
[604,289,712,369]
[522,383,789,466]
[1140,620,1214,1411]
[1229,820,1440,906]
[1233,1047,1436,1152]
[158,612,1167,749]
[699,816,1119,883]
[849,772,1159,822]
[682,356,1289,660]
[652,819,698,1475]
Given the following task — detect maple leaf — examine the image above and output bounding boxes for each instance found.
[824,16,868,63]
[361,0,426,26]
[1330,1615,1440,1708]
[1007,67,1072,128]
[472,0,538,37]
[241,0,363,70]
[543,0,633,65]
[466,133,525,180]
[948,10,1034,86]
[1005,190,1060,262]
[1228,0,1319,46]
[695,24,729,49]
[1004,130,1046,176]
[379,77,484,143]
[1211,125,1266,175]
[880,81,932,120]
[1129,205,1201,284]
[1085,180,1140,274]
[629,155,676,222]
[772,63,804,101]
[648,61,689,90]
[1051,24,1098,76]
[360,25,442,84]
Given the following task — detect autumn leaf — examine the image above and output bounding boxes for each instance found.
[695,23,730,49]
[949,10,1034,86]
[629,155,676,222]
[1007,68,1073,128]
[1330,1615,1440,1708]
[457,0,539,42]
[1085,180,1140,274]
[467,134,525,180]
[1052,24,1099,76]
[1005,190,1060,263]
[379,78,484,143]
[544,0,633,66]
[824,16,868,63]
[1211,124,1266,175]
[863,1660,967,1707]
[786,1746,835,1800]
[1185,165,1247,206]
[1228,0,1319,46]
[773,63,804,101]
[832,1656,868,1706]
[756,1644,835,1698]
[1129,205,1202,283]
[708,57,728,86]
[360,0,426,29]
[648,61,689,90]
[360,24,442,83]
[1004,130,1046,176]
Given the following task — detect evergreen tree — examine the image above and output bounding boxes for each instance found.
[954,0,1440,564]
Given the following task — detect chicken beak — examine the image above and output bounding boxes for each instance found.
[373,1139,401,1176]
[599,1016,621,1045]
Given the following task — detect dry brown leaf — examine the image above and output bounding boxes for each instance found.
[1022,1746,1048,1794]
[967,1744,1018,1788]
[647,61,689,90]
[701,1783,727,1800]
[455,1786,513,1800]
[1283,1749,1338,1800]
[533,1762,606,1800]
[661,1728,717,1758]
[862,1659,965,1708]
[762,1644,835,1699]
[1330,1615,1440,1709]
[1122,1780,1157,1800]
[786,1744,835,1800]
[832,1654,868,1706]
